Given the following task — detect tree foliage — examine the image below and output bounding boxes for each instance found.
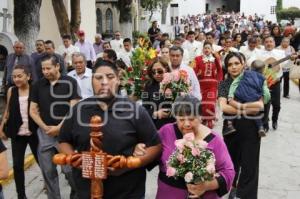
[276,0,282,11]
[276,0,283,21]
[277,7,300,22]
[117,0,132,23]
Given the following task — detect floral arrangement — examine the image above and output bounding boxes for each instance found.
[166,133,216,184]
[122,34,157,99]
[160,69,191,100]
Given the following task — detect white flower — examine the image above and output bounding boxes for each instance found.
[184,172,194,183]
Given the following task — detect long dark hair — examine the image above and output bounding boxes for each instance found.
[12,64,32,84]
[224,52,244,70]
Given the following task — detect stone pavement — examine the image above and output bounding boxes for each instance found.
[2,82,300,199]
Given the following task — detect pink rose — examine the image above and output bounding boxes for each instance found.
[191,147,200,157]
[183,133,195,142]
[172,70,180,82]
[161,73,172,85]
[175,139,185,152]
[166,166,176,177]
[206,163,216,174]
[184,172,194,183]
[177,153,185,164]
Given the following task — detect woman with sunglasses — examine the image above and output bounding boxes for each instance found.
[194,42,223,128]
[142,58,174,129]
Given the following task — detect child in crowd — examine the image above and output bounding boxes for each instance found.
[224,60,270,137]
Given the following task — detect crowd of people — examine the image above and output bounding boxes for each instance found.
[0,10,299,199]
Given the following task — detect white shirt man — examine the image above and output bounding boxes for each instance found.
[58,35,80,69]
[182,32,203,63]
[170,46,201,100]
[75,30,97,68]
[239,45,262,68]
[239,37,263,68]
[110,31,124,53]
[258,37,288,80]
[118,38,134,67]
[204,33,222,54]
[68,53,93,99]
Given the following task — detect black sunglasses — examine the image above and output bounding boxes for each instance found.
[152,69,164,75]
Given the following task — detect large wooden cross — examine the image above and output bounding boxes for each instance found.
[0,8,12,32]
[53,116,142,199]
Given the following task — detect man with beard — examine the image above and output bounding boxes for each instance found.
[58,60,161,199]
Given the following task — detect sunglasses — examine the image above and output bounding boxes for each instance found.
[152,69,164,75]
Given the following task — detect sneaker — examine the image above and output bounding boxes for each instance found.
[223,122,236,136]
[258,127,266,137]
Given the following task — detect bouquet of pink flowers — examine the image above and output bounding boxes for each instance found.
[160,70,191,100]
[166,133,216,184]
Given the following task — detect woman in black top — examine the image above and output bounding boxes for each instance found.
[271,25,283,47]
[218,52,264,199]
[0,139,8,199]
[142,58,175,129]
[0,65,39,199]
[233,33,244,50]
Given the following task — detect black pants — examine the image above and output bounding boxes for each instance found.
[282,71,290,97]
[224,118,261,199]
[263,81,281,126]
[11,134,39,199]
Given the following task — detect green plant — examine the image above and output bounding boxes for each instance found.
[277,7,300,23]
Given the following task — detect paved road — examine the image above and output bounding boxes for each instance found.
[2,82,300,199]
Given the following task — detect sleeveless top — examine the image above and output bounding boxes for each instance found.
[17,96,31,136]
[5,87,37,139]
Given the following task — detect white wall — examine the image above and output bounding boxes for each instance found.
[0,0,13,33]
[240,0,277,22]
[283,0,300,9]
[79,0,96,42]
[38,0,62,47]
[171,0,206,17]
[39,0,96,48]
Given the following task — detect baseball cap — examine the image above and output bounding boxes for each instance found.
[77,30,85,36]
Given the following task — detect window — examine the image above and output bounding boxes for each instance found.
[270,6,276,14]
[96,8,102,34]
[105,8,113,34]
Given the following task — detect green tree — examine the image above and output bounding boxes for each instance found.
[276,0,283,21]
[277,7,300,23]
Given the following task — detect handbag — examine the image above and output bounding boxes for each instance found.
[289,62,300,79]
